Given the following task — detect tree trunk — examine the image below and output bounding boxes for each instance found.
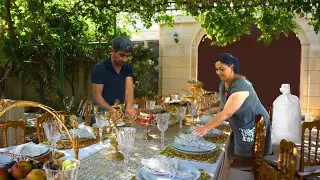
[5,0,19,53]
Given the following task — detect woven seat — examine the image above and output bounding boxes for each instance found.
[0,120,26,148]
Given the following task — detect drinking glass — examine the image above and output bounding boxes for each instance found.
[171,94,179,101]
[117,127,136,173]
[95,110,108,144]
[156,113,170,146]
[188,102,199,124]
[43,121,61,160]
[43,159,80,180]
[146,100,155,110]
[176,106,187,131]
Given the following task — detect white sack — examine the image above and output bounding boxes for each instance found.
[272,84,301,144]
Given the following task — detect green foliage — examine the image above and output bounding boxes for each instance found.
[130,45,158,99]
[1,0,320,110]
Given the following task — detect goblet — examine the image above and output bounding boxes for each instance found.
[176,106,187,132]
[156,113,170,146]
[95,110,108,144]
[43,121,61,160]
[146,100,155,110]
[117,127,136,173]
[187,101,199,125]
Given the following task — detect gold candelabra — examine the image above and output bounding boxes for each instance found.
[103,109,125,161]
[0,101,79,160]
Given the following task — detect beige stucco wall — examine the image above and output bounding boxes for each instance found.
[159,15,320,116]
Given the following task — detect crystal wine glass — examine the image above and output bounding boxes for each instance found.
[188,102,199,125]
[43,121,61,160]
[176,106,187,132]
[117,127,136,173]
[95,110,108,144]
[156,113,170,146]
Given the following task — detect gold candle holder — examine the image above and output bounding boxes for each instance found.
[104,132,124,161]
[104,110,125,161]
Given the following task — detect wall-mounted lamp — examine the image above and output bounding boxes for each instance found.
[173,33,179,43]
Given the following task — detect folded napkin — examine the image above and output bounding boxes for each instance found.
[0,148,8,153]
[174,133,215,151]
[10,142,46,157]
[67,124,96,139]
[141,156,195,180]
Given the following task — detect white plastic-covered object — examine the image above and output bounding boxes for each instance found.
[272,84,301,144]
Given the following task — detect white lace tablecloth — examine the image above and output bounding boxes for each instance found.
[0,124,230,180]
[74,124,230,180]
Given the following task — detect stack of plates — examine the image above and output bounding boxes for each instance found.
[171,141,217,155]
[135,164,201,180]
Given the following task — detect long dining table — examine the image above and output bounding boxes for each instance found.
[64,123,232,180]
[0,118,231,180]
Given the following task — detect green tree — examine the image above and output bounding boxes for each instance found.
[130,45,158,98]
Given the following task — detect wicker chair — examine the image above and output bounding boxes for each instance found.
[252,114,266,179]
[0,120,26,147]
[36,111,66,143]
[298,121,320,180]
[259,161,281,180]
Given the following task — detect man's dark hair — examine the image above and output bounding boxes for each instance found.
[112,36,133,53]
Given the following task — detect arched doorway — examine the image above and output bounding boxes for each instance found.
[198,30,301,108]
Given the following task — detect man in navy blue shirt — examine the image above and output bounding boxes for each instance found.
[91,36,135,119]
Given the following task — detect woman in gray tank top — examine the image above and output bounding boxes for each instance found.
[193,53,272,158]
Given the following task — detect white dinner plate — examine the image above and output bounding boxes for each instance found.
[140,164,201,180]
[172,141,217,155]
[135,166,146,180]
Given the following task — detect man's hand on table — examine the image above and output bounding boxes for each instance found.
[125,108,136,121]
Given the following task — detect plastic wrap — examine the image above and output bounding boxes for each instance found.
[272,84,301,144]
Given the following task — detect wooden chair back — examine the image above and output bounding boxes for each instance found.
[154,95,163,105]
[84,100,92,126]
[259,161,281,180]
[0,120,26,148]
[134,97,149,109]
[299,121,320,178]
[36,111,66,143]
[278,139,298,180]
[252,114,266,179]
